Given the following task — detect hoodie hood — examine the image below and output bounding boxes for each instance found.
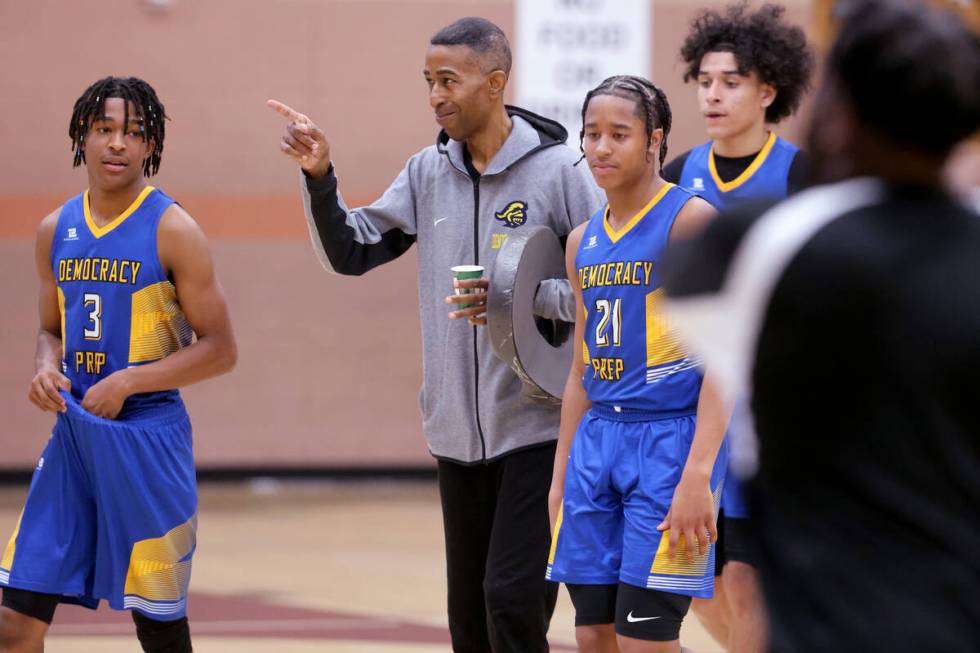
[437,105,570,177]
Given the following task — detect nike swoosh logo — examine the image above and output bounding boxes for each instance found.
[626,611,661,623]
[434,217,449,227]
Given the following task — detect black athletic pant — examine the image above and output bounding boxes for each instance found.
[438,442,559,653]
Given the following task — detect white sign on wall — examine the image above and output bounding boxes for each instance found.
[515,0,652,144]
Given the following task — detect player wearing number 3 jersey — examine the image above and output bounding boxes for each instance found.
[548,76,730,652]
[0,77,236,653]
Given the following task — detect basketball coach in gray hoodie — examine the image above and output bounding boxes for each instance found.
[269,17,603,653]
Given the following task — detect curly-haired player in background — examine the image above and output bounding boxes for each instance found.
[661,4,814,652]
[663,1,980,649]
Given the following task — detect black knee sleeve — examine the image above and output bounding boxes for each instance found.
[566,583,617,626]
[614,582,691,642]
[1,587,60,625]
[132,611,192,653]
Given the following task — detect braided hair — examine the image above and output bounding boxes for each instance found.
[579,75,673,170]
[69,77,167,177]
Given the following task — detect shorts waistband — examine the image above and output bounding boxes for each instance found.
[589,404,696,423]
[61,392,189,428]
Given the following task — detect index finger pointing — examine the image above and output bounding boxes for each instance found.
[266,99,306,123]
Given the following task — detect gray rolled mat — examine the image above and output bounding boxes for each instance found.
[488,226,574,404]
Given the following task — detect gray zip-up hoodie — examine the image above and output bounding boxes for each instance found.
[301,106,604,463]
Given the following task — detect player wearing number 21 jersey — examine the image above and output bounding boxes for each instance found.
[548,75,730,648]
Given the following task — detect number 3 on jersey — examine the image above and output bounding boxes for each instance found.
[83,293,102,340]
[594,298,622,347]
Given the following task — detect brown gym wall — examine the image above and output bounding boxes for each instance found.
[0,0,811,470]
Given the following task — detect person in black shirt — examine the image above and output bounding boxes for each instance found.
[660,5,814,652]
[663,1,980,650]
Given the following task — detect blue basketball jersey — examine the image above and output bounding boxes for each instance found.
[576,183,701,414]
[679,133,798,520]
[678,132,798,209]
[50,186,192,417]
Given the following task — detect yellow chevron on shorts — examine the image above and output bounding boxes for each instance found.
[128,281,194,364]
[548,504,564,565]
[645,289,686,368]
[649,530,712,576]
[124,514,197,601]
[650,485,723,576]
[1,511,23,571]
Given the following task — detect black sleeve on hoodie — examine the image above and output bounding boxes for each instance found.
[304,167,417,276]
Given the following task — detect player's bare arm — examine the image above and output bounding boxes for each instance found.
[80,205,237,418]
[669,195,717,241]
[657,196,730,559]
[29,209,71,414]
[658,372,730,559]
[268,99,332,179]
[549,222,591,531]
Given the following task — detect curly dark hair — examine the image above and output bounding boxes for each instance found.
[680,2,814,123]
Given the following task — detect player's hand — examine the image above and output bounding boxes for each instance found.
[446,278,488,325]
[81,371,132,420]
[267,99,332,179]
[657,472,717,560]
[28,368,70,413]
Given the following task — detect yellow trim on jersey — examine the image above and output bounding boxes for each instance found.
[646,288,686,368]
[602,183,675,244]
[83,185,155,239]
[124,514,197,601]
[708,131,776,193]
[548,504,564,565]
[57,287,66,358]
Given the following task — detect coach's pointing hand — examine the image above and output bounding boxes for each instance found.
[268,99,332,179]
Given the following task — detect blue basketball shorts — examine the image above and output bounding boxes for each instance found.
[0,393,197,620]
[720,474,749,519]
[547,405,727,598]
[720,399,751,519]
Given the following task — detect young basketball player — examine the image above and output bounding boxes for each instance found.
[0,77,236,653]
[663,2,980,649]
[660,5,814,650]
[547,75,729,653]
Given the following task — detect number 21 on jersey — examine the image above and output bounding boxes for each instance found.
[594,298,622,347]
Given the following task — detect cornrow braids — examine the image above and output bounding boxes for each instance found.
[579,75,673,170]
[68,76,168,177]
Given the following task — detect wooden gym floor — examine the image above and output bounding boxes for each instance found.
[0,481,722,652]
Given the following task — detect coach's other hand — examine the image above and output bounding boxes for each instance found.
[447,278,488,326]
[267,99,332,179]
